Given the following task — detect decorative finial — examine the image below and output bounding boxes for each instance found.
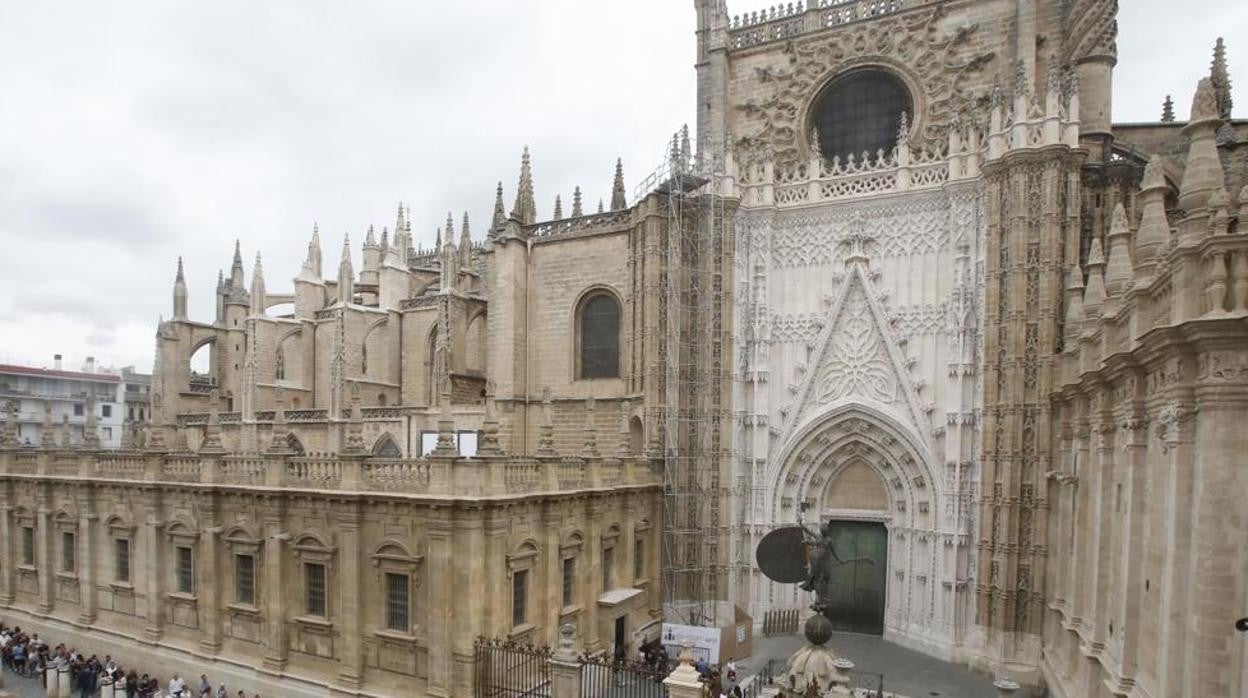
[611,158,627,210]
[175,256,185,283]
[553,194,563,220]
[491,181,506,231]
[597,198,605,214]
[572,186,583,217]
[1161,95,1175,122]
[1191,77,1219,122]
[1211,37,1233,120]
[511,146,536,225]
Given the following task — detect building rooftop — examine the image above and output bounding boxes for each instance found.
[0,363,120,383]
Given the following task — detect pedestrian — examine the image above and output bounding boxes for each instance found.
[77,662,98,698]
[126,670,139,698]
[215,684,228,698]
[199,673,212,696]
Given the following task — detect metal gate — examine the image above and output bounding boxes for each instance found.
[474,637,553,698]
[578,653,668,698]
[819,520,887,635]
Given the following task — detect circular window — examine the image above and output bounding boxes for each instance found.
[811,69,913,162]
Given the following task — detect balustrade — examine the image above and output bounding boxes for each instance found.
[0,447,658,497]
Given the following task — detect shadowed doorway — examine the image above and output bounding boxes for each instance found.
[817,520,887,635]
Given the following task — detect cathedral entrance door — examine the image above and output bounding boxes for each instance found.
[818,520,887,635]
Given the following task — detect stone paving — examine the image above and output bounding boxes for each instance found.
[734,632,1039,698]
[1,665,53,698]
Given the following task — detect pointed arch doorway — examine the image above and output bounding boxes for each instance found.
[814,519,888,635]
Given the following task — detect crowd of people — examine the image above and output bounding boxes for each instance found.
[1,620,261,697]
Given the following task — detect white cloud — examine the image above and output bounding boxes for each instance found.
[0,0,1241,370]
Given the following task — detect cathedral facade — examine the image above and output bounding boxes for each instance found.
[2,1,1247,696]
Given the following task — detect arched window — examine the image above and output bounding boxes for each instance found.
[811,69,912,163]
[577,293,620,379]
[373,434,401,458]
[275,349,286,381]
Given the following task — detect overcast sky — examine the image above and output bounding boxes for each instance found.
[0,0,1244,373]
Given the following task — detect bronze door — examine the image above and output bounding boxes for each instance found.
[818,520,887,635]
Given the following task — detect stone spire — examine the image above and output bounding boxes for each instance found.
[1178,78,1225,219]
[337,235,355,305]
[478,383,503,457]
[553,194,563,220]
[365,224,377,247]
[1211,37,1233,120]
[173,257,188,320]
[572,186,583,217]
[249,252,266,316]
[1083,239,1107,318]
[679,124,692,168]
[511,147,537,225]
[230,240,245,290]
[491,182,507,232]
[268,389,291,454]
[444,211,455,247]
[611,158,627,210]
[380,226,390,254]
[1161,95,1175,122]
[304,224,323,280]
[459,212,472,270]
[1135,156,1170,281]
[201,390,225,453]
[393,203,410,257]
[1104,203,1133,297]
[597,198,605,214]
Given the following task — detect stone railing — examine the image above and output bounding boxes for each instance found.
[177,408,339,427]
[727,0,913,51]
[737,138,966,209]
[0,447,659,498]
[527,209,631,240]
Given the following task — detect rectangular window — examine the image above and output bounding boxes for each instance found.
[101,404,112,418]
[634,538,645,580]
[73,403,84,416]
[235,554,256,605]
[175,545,194,594]
[115,539,130,582]
[561,557,576,608]
[61,531,76,573]
[385,572,410,632]
[420,432,438,457]
[512,569,528,627]
[21,526,34,566]
[305,563,327,617]
[602,548,614,591]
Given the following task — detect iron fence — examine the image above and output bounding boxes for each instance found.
[578,653,669,698]
[849,670,885,697]
[474,636,554,698]
[762,608,801,636]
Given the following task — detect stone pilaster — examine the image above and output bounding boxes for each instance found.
[36,497,52,614]
[198,525,222,653]
[1154,399,1195,697]
[76,493,98,626]
[1114,401,1148,684]
[336,507,364,688]
[141,505,164,641]
[262,525,288,672]
[0,503,13,605]
[424,513,454,698]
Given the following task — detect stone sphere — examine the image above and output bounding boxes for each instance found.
[804,613,833,645]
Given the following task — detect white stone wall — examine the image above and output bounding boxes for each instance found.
[733,180,985,662]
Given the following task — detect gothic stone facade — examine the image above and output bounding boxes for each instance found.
[1,1,1247,696]
[698,0,1248,695]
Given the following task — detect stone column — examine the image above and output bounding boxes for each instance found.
[541,507,562,646]
[261,526,289,672]
[141,506,164,641]
[662,657,704,698]
[0,504,14,604]
[1115,411,1149,682]
[548,624,582,698]
[425,513,454,698]
[198,526,222,653]
[452,515,486,698]
[585,507,604,652]
[336,508,363,689]
[1155,400,1195,698]
[36,496,53,614]
[1088,417,1116,652]
[76,494,98,625]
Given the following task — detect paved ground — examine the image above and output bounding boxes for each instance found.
[735,632,1037,698]
[1,665,55,697]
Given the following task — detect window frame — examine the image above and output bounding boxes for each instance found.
[21,525,35,567]
[370,541,422,639]
[60,531,76,573]
[174,545,195,595]
[512,568,529,628]
[114,538,131,584]
[561,556,576,609]
[235,553,256,606]
[304,561,327,617]
[575,290,622,380]
[384,572,411,632]
[810,67,914,164]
